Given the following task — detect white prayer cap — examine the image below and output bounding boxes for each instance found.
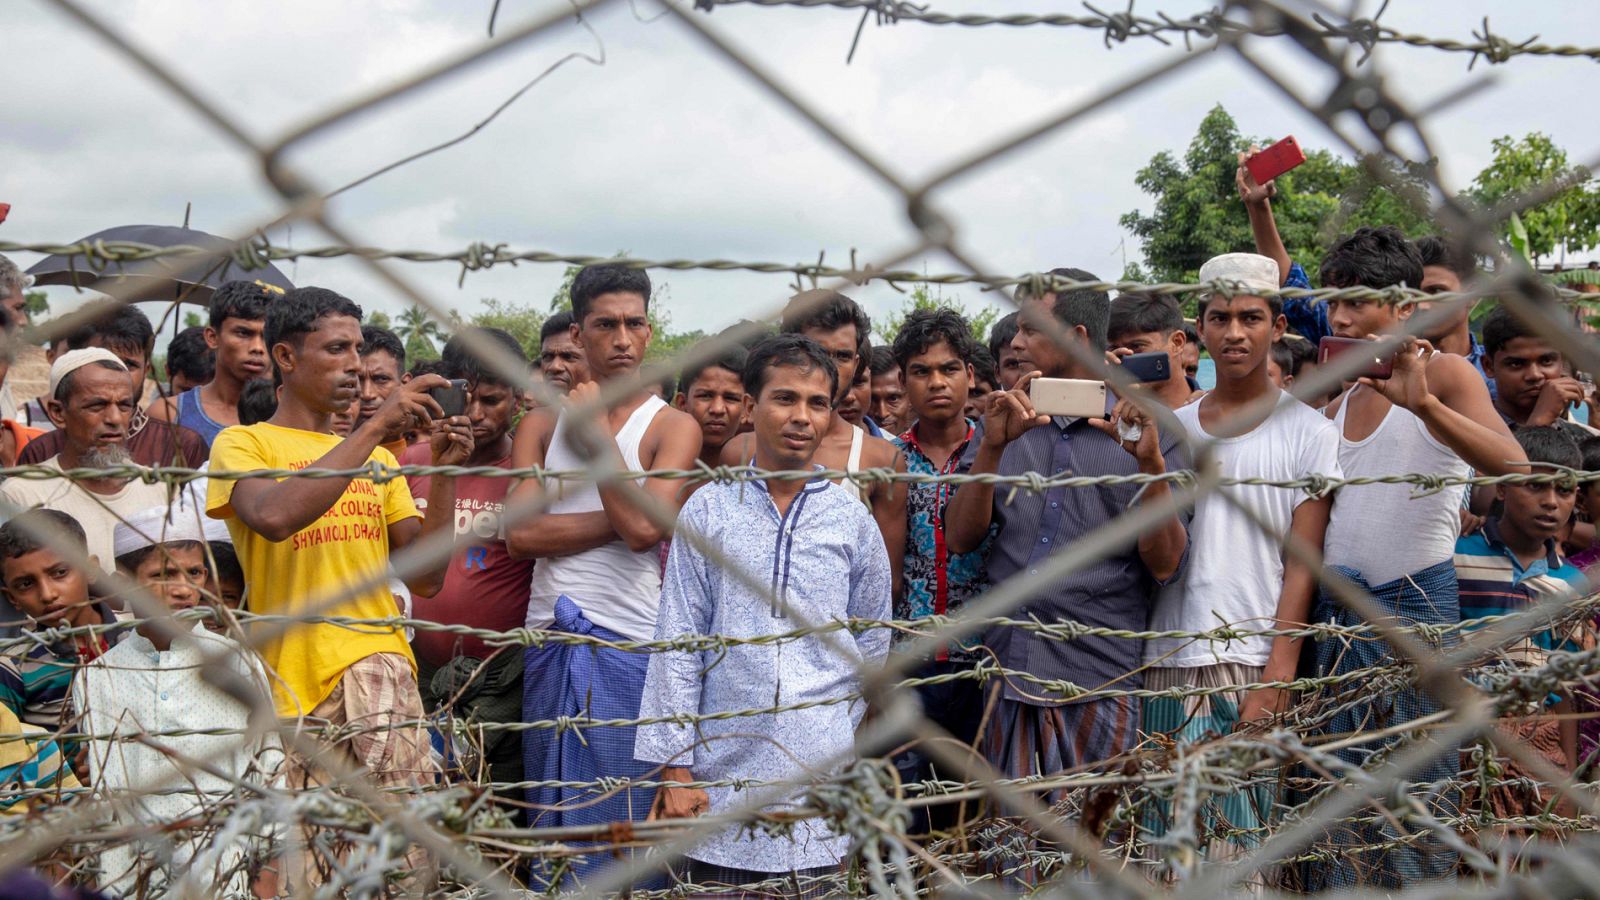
[112,505,208,560]
[48,347,127,398]
[202,516,231,545]
[1198,253,1280,297]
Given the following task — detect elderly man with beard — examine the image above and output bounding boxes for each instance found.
[0,349,171,574]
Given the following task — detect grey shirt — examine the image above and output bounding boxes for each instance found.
[959,414,1191,705]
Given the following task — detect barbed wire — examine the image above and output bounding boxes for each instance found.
[7,237,1599,307]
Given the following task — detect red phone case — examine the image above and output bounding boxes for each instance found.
[1245,136,1306,185]
[0,203,10,225]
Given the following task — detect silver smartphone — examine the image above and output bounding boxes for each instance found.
[1028,377,1107,418]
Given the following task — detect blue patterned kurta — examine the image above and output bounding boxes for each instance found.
[634,475,892,873]
[891,422,993,655]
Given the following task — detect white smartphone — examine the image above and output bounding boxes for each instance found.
[1029,377,1107,419]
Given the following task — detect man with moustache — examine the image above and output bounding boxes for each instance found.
[636,334,891,892]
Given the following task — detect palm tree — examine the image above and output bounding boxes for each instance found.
[394,306,442,355]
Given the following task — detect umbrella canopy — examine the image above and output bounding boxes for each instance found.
[25,224,294,305]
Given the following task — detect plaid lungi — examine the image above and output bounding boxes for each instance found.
[984,695,1140,800]
[287,651,438,894]
[1142,663,1274,889]
[523,595,662,888]
[1305,561,1461,891]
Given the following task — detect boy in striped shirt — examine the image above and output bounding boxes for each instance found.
[1454,426,1589,820]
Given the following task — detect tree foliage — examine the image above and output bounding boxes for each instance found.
[1467,133,1600,264]
[874,284,1000,346]
[395,306,442,362]
[1121,105,1433,283]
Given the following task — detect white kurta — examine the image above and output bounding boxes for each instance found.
[74,622,283,898]
[634,476,892,872]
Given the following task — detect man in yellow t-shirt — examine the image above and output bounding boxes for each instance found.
[206,286,472,891]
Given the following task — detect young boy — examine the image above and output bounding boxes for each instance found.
[76,505,282,897]
[0,510,122,732]
[1454,427,1589,825]
[149,280,272,448]
[674,344,750,484]
[1140,254,1338,879]
[1106,291,1196,409]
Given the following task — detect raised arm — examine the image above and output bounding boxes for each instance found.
[1366,344,1525,476]
[388,414,475,598]
[219,378,447,542]
[503,410,618,559]
[1238,150,1327,343]
[947,374,1048,554]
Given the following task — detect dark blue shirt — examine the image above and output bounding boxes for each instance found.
[958,414,1191,705]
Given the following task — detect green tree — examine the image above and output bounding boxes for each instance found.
[1467,133,1600,265]
[395,306,442,361]
[367,309,393,331]
[182,310,203,329]
[22,290,48,319]
[1121,105,1433,284]
[874,284,1000,345]
[467,298,545,357]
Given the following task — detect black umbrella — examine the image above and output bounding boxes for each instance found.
[25,224,294,305]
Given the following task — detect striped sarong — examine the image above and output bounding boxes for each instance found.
[1304,560,1461,891]
[1141,663,1273,890]
[522,595,663,889]
[984,695,1141,799]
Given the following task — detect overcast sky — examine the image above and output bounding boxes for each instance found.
[5,0,1599,342]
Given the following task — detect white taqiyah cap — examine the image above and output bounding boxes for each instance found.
[112,504,209,560]
[1198,253,1280,297]
[48,347,127,398]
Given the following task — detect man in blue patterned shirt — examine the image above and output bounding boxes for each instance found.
[887,309,994,827]
[637,334,891,890]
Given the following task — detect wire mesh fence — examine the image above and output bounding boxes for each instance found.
[2,0,1600,897]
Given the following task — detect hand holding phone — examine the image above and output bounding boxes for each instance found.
[1116,350,1171,384]
[427,379,469,419]
[1029,377,1108,419]
[1245,136,1306,186]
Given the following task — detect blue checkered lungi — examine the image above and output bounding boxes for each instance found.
[1305,560,1461,890]
[523,595,664,888]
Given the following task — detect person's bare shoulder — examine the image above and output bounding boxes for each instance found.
[511,407,559,463]
[863,434,904,468]
[146,394,178,422]
[720,432,754,465]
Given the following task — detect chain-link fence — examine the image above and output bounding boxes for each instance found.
[3,0,1600,897]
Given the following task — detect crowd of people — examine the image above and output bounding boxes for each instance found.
[0,156,1598,897]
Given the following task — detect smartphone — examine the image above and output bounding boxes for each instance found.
[428,379,469,418]
[1118,350,1171,384]
[0,203,9,225]
[1245,136,1306,185]
[1029,377,1107,419]
[1317,336,1395,380]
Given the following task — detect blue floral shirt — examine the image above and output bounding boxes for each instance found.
[892,422,994,656]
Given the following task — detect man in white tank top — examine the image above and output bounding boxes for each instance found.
[504,264,702,885]
[721,290,907,597]
[1308,227,1525,890]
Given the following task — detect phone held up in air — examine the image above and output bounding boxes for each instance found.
[1245,135,1306,185]
[427,379,470,418]
[1118,350,1171,384]
[1317,336,1396,380]
[1029,378,1107,419]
